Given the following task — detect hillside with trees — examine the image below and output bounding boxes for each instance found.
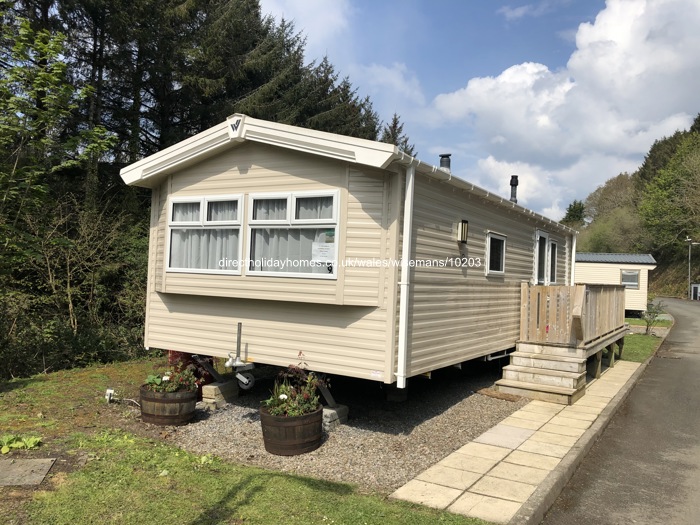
[0,0,413,379]
[562,114,700,296]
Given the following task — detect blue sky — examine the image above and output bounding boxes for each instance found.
[259,0,700,219]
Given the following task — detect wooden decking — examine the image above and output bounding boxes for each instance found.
[496,283,627,404]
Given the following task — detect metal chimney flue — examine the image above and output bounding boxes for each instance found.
[439,153,451,173]
[510,175,519,203]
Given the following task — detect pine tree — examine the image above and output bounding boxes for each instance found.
[380,113,415,156]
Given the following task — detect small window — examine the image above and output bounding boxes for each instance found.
[536,232,549,284]
[487,233,506,275]
[621,270,640,289]
[549,242,558,284]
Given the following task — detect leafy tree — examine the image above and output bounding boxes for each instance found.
[577,206,648,253]
[639,132,700,256]
[380,113,415,156]
[584,173,635,223]
[560,200,585,229]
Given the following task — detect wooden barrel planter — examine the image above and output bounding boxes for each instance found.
[259,405,323,456]
[140,386,197,426]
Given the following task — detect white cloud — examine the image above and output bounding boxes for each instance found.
[498,1,565,21]
[433,0,700,215]
[259,0,353,64]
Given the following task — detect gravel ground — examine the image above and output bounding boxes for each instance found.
[166,362,528,494]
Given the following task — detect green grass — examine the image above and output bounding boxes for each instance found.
[25,431,485,525]
[621,333,664,363]
[1,360,489,525]
[625,317,673,328]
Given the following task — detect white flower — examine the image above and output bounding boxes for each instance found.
[279,394,288,400]
[162,375,170,381]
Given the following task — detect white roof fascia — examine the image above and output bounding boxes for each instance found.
[119,120,237,187]
[119,114,397,188]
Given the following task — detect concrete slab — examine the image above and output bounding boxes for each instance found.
[449,492,522,524]
[474,425,536,449]
[548,415,593,429]
[0,458,56,486]
[539,423,587,438]
[519,403,564,416]
[557,408,598,421]
[529,431,580,447]
[416,464,482,490]
[517,440,570,458]
[469,475,537,503]
[500,416,546,431]
[455,442,511,461]
[503,450,561,471]
[488,461,551,485]
[439,452,501,474]
[563,404,602,415]
[390,479,462,509]
[507,409,556,423]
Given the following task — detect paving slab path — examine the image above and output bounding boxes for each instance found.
[391,360,641,524]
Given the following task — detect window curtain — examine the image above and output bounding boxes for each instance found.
[295,197,333,220]
[170,229,239,270]
[207,201,237,222]
[250,228,333,274]
[172,202,200,222]
[252,199,287,220]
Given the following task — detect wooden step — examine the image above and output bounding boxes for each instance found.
[517,341,586,359]
[495,379,585,405]
[502,365,586,390]
[510,351,586,373]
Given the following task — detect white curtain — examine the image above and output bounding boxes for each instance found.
[207,200,238,222]
[295,196,333,220]
[170,229,239,270]
[252,198,287,220]
[250,228,333,274]
[172,202,200,222]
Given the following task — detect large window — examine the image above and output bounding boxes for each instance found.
[486,232,506,275]
[621,270,640,289]
[168,196,241,273]
[248,192,338,277]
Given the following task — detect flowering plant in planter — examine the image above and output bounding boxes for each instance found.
[144,362,201,393]
[262,365,326,417]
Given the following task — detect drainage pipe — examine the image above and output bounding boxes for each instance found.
[396,163,416,389]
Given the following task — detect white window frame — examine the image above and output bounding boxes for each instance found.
[486,232,507,276]
[621,269,640,290]
[247,190,339,279]
[166,195,243,275]
[534,230,550,285]
[549,241,558,284]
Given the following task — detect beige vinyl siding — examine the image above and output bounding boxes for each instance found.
[155,142,387,306]
[405,176,572,376]
[575,262,653,311]
[342,169,388,306]
[153,181,168,293]
[146,292,391,381]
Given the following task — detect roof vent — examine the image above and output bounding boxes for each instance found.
[439,154,451,173]
[510,175,519,203]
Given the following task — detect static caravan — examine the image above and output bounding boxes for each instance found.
[575,253,656,314]
[120,114,576,388]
